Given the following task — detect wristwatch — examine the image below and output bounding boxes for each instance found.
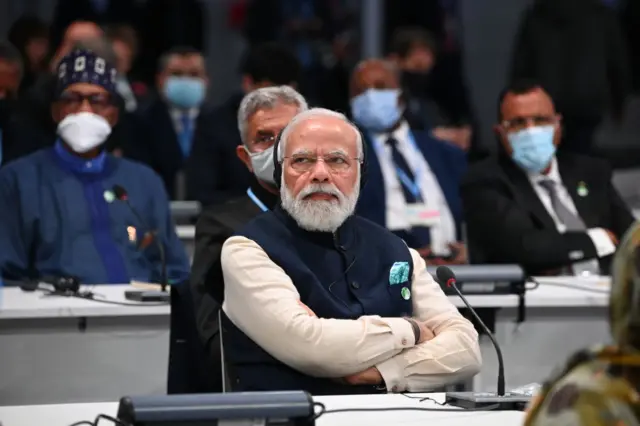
[404,317,421,345]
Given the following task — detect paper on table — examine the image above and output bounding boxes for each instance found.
[130,281,163,290]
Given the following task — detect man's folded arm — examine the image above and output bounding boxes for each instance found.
[376,249,482,392]
[220,236,416,378]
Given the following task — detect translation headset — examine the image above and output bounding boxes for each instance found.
[271,121,370,190]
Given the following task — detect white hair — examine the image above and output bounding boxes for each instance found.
[278,108,362,233]
[276,108,363,162]
[237,86,308,145]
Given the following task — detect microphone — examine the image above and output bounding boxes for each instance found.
[436,266,530,411]
[112,185,170,301]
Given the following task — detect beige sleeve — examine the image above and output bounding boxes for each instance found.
[376,249,482,392]
[221,236,416,378]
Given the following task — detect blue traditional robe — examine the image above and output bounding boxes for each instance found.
[0,142,190,284]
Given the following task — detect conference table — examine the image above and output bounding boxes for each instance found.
[0,393,526,426]
[0,277,609,406]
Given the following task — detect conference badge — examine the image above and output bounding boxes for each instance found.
[104,189,115,203]
[577,181,588,197]
[401,287,411,300]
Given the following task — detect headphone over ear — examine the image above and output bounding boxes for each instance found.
[271,125,369,190]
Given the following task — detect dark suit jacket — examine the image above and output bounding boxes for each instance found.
[186,93,252,206]
[461,153,635,275]
[356,128,467,248]
[188,181,279,392]
[131,96,214,197]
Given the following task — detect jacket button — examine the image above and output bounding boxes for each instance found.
[351,281,360,289]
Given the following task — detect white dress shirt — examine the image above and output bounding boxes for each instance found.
[371,121,457,254]
[527,157,616,274]
[221,236,481,392]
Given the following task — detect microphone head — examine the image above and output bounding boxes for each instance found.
[112,184,128,201]
[436,266,456,286]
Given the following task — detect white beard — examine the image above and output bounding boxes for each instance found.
[281,182,359,233]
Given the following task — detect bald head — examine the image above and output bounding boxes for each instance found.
[350,59,399,98]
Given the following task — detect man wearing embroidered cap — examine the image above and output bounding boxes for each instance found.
[525,221,640,425]
[220,108,480,394]
[0,49,189,285]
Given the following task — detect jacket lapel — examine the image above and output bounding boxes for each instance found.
[502,158,557,230]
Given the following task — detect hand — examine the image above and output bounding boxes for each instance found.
[343,367,383,386]
[298,301,316,317]
[605,229,619,246]
[417,321,435,343]
[447,242,468,265]
[418,247,448,265]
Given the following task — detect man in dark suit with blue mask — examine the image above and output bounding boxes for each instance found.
[351,59,467,265]
[462,80,634,275]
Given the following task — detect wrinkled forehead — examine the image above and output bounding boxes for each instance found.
[285,116,358,156]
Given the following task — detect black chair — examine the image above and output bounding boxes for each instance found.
[168,281,222,394]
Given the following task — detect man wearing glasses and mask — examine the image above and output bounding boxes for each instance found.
[461,79,633,276]
[187,86,308,392]
[0,49,189,285]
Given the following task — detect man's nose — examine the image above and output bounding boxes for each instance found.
[309,159,330,182]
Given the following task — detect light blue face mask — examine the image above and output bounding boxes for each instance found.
[507,125,556,173]
[350,89,403,133]
[164,76,205,109]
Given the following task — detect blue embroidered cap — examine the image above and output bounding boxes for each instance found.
[56,49,117,95]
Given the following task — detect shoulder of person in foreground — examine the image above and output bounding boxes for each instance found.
[526,350,640,426]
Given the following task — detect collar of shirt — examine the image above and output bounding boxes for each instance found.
[53,139,107,175]
[372,120,411,146]
[170,107,199,132]
[527,156,561,187]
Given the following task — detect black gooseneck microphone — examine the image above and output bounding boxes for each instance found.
[112,185,169,300]
[436,266,531,411]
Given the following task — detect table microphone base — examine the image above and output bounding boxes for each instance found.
[445,392,531,411]
[125,290,170,303]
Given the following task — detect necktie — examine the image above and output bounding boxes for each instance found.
[386,136,430,247]
[178,113,194,158]
[538,179,585,231]
[538,179,599,275]
[386,136,423,203]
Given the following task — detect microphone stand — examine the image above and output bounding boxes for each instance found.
[439,270,531,411]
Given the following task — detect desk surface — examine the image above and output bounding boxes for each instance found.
[0,276,608,320]
[0,393,526,426]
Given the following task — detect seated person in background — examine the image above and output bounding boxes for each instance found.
[221,108,481,394]
[186,42,302,207]
[387,27,473,152]
[461,80,634,276]
[189,85,308,392]
[0,49,190,285]
[132,46,210,199]
[351,59,468,265]
[525,221,640,426]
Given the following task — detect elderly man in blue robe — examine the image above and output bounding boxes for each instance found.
[0,48,190,285]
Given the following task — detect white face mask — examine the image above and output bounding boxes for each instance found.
[57,112,112,153]
[245,145,276,184]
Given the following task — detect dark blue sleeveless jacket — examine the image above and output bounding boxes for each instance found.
[221,207,414,395]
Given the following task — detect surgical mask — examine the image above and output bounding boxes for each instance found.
[350,89,403,133]
[57,112,112,153]
[246,145,275,184]
[164,76,205,109]
[507,125,556,173]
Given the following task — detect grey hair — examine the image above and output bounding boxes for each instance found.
[276,108,363,162]
[237,85,308,145]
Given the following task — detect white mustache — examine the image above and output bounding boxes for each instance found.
[298,183,342,200]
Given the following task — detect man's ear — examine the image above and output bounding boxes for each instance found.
[236,144,253,172]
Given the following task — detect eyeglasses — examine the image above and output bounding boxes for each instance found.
[58,91,115,112]
[502,115,556,131]
[283,154,361,172]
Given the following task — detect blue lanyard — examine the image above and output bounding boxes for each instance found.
[247,188,268,212]
[374,133,423,201]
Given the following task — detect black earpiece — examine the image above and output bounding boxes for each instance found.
[271,124,369,190]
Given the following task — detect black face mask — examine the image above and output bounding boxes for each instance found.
[401,71,432,97]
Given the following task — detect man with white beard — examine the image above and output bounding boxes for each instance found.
[220,108,481,395]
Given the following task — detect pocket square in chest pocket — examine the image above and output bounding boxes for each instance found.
[389,261,410,285]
